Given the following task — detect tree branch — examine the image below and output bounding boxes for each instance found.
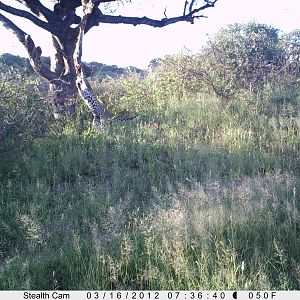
[188,0,218,17]
[0,12,58,81]
[183,1,189,16]
[87,0,218,29]
[90,12,199,28]
[189,0,197,14]
[0,1,60,35]
[15,0,56,22]
[74,15,88,68]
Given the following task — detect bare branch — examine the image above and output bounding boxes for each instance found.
[0,1,60,34]
[74,15,88,68]
[164,7,167,19]
[188,0,218,17]
[189,0,196,14]
[183,1,189,16]
[90,13,199,28]
[87,0,218,29]
[15,0,56,21]
[93,0,118,5]
[0,12,57,81]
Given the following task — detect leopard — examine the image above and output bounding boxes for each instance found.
[75,64,139,128]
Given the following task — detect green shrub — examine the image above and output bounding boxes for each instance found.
[0,66,51,157]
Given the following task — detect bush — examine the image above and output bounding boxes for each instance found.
[144,22,299,103]
[147,54,203,98]
[0,65,51,157]
[197,22,285,99]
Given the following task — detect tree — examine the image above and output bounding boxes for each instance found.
[0,0,218,124]
[280,29,300,81]
[198,22,285,98]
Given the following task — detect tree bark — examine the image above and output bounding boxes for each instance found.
[49,35,78,117]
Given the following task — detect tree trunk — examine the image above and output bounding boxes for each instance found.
[49,35,78,118]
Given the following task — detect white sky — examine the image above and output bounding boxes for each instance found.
[0,0,299,68]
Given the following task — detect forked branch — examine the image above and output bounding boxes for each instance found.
[0,12,57,81]
[0,1,59,34]
[15,0,56,22]
[87,0,218,28]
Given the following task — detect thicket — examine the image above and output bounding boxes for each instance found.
[0,65,51,157]
[144,23,300,101]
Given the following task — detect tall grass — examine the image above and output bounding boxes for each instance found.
[0,72,299,289]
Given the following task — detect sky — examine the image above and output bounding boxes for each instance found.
[0,0,299,68]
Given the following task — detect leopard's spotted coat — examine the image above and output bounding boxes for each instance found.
[76,65,139,128]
